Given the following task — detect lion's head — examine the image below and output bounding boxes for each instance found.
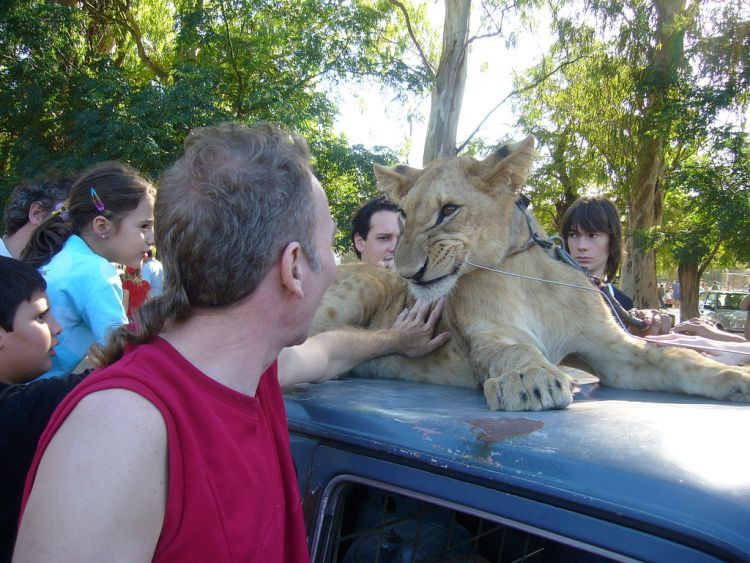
[373,136,536,300]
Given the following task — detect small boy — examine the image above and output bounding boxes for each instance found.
[0,256,84,562]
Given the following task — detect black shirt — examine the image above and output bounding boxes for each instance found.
[603,284,634,311]
[0,372,87,562]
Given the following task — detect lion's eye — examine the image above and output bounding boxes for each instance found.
[436,204,460,225]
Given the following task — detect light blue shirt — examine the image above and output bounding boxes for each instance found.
[39,235,127,379]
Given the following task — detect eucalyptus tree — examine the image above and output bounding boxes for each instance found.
[388,0,542,164]
[514,0,749,312]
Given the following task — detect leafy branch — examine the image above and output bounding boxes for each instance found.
[387,0,436,78]
[458,54,586,153]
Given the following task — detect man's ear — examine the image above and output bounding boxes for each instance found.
[28,202,48,226]
[280,242,304,299]
[353,233,366,255]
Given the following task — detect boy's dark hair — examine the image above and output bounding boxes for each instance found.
[0,256,47,331]
[560,196,624,282]
[350,195,400,258]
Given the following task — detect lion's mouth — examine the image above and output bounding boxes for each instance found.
[411,263,462,287]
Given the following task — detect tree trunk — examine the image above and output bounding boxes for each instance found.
[678,261,700,321]
[622,139,663,308]
[620,0,685,308]
[422,0,471,164]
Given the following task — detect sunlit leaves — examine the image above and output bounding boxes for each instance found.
[0,0,424,211]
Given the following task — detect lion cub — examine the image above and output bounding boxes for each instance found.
[312,137,750,411]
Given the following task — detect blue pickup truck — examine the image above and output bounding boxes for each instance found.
[284,371,750,562]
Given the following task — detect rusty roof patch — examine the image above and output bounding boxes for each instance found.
[468,417,544,443]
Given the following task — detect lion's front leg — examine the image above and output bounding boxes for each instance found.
[469,337,573,411]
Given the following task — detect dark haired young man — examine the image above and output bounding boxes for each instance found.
[351,195,401,270]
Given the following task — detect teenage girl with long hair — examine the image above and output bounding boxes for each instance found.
[22,161,155,379]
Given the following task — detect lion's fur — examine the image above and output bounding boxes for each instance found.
[312,137,750,411]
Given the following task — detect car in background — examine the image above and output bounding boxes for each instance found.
[284,372,750,562]
[698,290,749,332]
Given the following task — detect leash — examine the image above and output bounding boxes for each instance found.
[464,258,750,358]
[465,259,641,332]
[503,197,648,330]
[466,198,749,360]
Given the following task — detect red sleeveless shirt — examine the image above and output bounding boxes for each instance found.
[21,337,310,562]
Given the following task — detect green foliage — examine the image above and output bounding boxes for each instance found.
[310,134,398,253]
[660,129,750,271]
[0,0,424,219]
[514,0,749,282]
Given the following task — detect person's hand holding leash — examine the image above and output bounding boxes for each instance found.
[628,308,672,336]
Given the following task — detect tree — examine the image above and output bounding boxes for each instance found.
[421,0,471,163]
[310,135,399,253]
[389,0,540,164]
[0,0,426,222]
[622,0,689,309]
[660,130,750,318]
[513,0,749,311]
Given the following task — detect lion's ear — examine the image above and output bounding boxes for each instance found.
[480,136,535,192]
[373,163,421,202]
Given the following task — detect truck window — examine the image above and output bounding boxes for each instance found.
[318,482,613,562]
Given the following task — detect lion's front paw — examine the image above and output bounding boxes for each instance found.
[483,368,573,411]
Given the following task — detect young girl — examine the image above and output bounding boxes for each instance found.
[22,161,155,379]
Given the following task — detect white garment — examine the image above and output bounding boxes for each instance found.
[141,257,164,297]
[0,238,11,258]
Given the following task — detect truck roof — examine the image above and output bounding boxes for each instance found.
[284,371,750,559]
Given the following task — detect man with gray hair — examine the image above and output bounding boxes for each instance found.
[14,123,448,562]
[1,175,73,259]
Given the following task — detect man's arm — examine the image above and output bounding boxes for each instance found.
[646,333,750,365]
[671,318,746,342]
[278,298,450,387]
[13,389,167,562]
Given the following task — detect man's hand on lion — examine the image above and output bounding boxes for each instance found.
[390,298,451,358]
[628,308,672,336]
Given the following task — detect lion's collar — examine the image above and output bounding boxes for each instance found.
[505,196,552,258]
